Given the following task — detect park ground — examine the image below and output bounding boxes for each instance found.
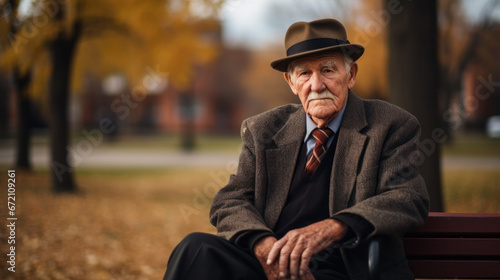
[0,132,499,280]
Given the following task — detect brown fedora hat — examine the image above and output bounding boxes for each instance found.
[270,18,364,72]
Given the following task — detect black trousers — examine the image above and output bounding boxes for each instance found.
[163,232,349,280]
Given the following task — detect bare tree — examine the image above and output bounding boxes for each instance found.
[2,0,33,170]
[48,4,82,192]
[387,0,443,211]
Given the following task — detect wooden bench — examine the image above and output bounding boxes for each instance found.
[369,212,500,279]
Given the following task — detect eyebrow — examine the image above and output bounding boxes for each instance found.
[293,64,307,73]
[291,57,338,73]
[321,60,337,69]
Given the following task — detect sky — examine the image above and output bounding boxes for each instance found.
[16,0,500,49]
[220,0,285,48]
[220,0,500,49]
[220,0,348,49]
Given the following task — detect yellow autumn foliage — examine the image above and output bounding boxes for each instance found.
[0,0,223,99]
[345,0,388,99]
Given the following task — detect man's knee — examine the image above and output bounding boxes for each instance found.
[174,232,222,253]
[168,232,231,270]
[168,233,214,266]
[181,232,219,245]
[166,232,265,280]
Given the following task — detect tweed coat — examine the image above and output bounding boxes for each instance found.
[209,91,430,280]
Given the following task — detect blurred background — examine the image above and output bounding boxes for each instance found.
[0,0,499,279]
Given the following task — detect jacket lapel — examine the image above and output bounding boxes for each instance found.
[330,91,368,214]
[264,107,306,228]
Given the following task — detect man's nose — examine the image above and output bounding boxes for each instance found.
[310,72,326,93]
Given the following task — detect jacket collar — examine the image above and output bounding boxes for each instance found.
[265,106,306,228]
[329,91,369,214]
[265,91,369,226]
[272,105,306,147]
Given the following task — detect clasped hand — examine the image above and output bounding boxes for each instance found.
[254,219,347,280]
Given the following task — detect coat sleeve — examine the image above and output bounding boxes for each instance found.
[335,114,430,239]
[209,119,273,243]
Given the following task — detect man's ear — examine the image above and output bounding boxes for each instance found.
[284,72,298,95]
[347,62,358,89]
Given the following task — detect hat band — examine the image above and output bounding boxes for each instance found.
[286,38,351,57]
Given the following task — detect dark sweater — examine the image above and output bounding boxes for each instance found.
[235,133,373,253]
[274,134,338,238]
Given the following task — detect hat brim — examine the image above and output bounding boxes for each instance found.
[270,44,364,72]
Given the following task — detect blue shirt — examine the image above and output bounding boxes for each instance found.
[304,103,347,157]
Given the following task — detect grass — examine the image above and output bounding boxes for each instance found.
[0,168,220,280]
[443,169,500,213]
[441,132,500,157]
[24,133,243,153]
[1,166,498,280]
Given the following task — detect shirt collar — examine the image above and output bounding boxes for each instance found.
[304,102,347,143]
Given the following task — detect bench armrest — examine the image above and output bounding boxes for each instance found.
[368,237,380,280]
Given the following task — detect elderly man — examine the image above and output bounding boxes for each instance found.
[164,18,429,280]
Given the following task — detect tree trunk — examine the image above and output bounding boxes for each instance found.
[179,92,196,152]
[6,0,32,169]
[0,72,10,139]
[14,69,32,169]
[387,0,443,211]
[48,25,81,192]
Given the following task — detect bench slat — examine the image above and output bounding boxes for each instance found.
[370,213,500,279]
[410,213,500,235]
[408,260,500,278]
[404,237,500,256]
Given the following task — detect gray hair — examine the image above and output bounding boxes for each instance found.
[343,55,354,73]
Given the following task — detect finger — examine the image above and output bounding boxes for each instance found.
[299,248,314,278]
[279,243,292,279]
[289,241,305,279]
[267,237,287,265]
[300,267,315,280]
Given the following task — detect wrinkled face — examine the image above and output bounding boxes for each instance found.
[284,54,357,127]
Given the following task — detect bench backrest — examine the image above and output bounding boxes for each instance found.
[403,212,500,279]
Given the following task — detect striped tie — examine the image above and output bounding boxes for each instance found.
[305,128,334,177]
